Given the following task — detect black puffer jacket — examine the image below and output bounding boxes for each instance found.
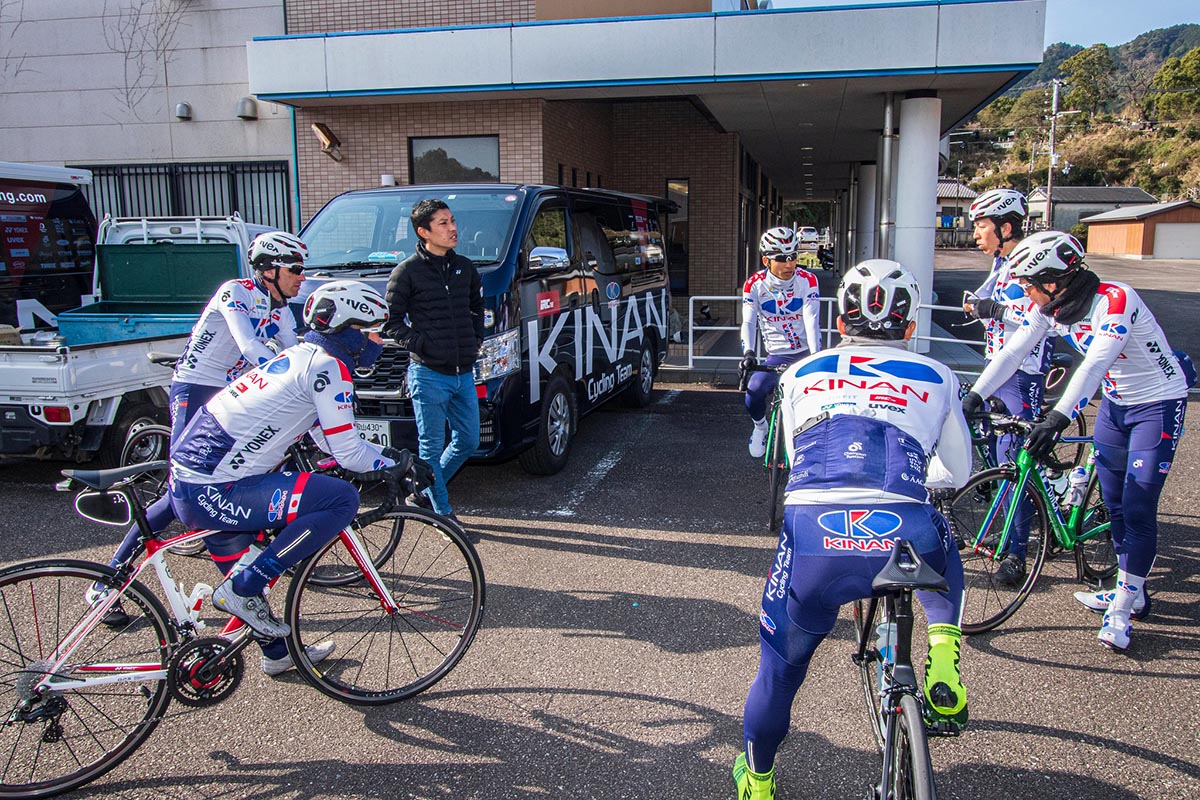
[384,242,485,376]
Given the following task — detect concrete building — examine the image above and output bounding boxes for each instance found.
[247,0,1046,326]
[1027,185,1158,232]
[1083,201,1200,260]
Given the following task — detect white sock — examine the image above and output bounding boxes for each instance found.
[1108,569,1145,622]
[752,418,767,431]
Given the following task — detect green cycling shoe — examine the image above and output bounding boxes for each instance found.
[923,623,969,730]
[732,752,776,800]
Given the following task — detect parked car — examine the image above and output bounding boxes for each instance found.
[797,226,819,246]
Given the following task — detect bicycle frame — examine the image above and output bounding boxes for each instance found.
[31,515,397,698]
[965,437,1109,563]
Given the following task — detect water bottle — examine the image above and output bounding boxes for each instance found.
[1047,470,1068,500]
[874,621,897,665]
[1066,467,1088,507]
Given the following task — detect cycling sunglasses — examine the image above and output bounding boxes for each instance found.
[270,260,305,275]
[770,254,797,263]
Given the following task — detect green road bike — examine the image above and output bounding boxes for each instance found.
[938,414,1116,634]
[740,363,792,532]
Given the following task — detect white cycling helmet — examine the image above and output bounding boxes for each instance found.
[968,188,1028,223]
[1007,231,1085,281]
[837,259,921,338]
[302,280,388,334]
[249,231,308,271]
[759,226,798,258]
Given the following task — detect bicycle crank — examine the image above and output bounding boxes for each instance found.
[168,637,246,707]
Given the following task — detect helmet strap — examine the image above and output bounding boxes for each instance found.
[256,268,286,309]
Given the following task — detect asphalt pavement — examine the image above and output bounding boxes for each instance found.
[1,249,1198,799]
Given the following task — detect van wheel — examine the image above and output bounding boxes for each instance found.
[519,375,574,475]
[622,346,656,408]
[97,402,165,469]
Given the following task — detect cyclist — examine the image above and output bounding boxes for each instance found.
[739,226,823,458]
[962,188,1055,587]
[962,231,1190,651]
[88,232,307,631]
[734,260,971,800]
[170,281,418,647]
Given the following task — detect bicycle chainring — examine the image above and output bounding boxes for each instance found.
[168,637,244,707]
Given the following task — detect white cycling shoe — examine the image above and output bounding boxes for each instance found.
[262,640,336,676]
[1098,612,1132,651]
[1074,588,1149,619]
[748,424,768,458]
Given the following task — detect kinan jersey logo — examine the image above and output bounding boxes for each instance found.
[792,354,942,403]
[819,509,902,552]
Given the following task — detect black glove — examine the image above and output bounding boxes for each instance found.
[380,446,413,472]
[970,298,1004,321]
[1025,410,1071,460]
[961,391,986,418]
[738,351,757,390]
[406,456,436,495]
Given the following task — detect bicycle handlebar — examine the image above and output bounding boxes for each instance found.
[964,411,1075,472]
[737,361,790,393]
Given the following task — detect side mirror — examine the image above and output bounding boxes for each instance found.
[75,490,133,527]
[527,246,570,273]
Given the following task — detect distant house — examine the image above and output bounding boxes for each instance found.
[1028,186,1158,231]
[934,179,976,246]
[1082,201,1200,260]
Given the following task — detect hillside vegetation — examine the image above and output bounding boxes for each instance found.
[960,24,1200,201]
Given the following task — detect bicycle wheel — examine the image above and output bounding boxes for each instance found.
[304,476,401,588]
[853,599,886,752]
[285,507,485,705]
[1075,471,1116,582]
[882,694,936,800]
[0,559,174,798]
[942,466,1050,634]
[120,424,199,556]
[766,407,787,533]
[1050,413,1088,471]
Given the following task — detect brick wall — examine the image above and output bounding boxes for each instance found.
[287,0,534,34]
[542,101,614,188]
[611,101,740,297]
[295,100,544,225]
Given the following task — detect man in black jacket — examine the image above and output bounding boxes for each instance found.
[384,199,484,523]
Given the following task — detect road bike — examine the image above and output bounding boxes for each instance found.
[739,363,791,532]
[852,540,955,800]
[0,461,485,798]
[937,413,1115,634]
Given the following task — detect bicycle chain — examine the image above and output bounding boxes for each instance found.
[167,636,244,707]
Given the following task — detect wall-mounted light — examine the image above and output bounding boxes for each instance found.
[311,122,343,161]
[236,97,258,120]
[175,102,192,120]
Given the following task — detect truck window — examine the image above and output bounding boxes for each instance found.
[524,204,569,253]
[573,212,615,272]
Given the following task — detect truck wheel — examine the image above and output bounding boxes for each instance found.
[519,374,575,475]
[97,402,165,469]
[622,345,656,408]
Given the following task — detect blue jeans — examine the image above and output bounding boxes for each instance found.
[407,363,480,515]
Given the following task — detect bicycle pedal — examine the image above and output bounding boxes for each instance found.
[924,719,963,738]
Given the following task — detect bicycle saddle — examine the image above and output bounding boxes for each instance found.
[871,539,949,594]
[62,461,168,491]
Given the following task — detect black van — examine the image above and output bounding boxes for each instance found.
[299,184,671,474]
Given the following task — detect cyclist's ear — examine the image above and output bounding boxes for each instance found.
[836,317,847,335]
[902,321,916,341]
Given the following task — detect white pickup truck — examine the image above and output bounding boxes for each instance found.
[0,214,268,466]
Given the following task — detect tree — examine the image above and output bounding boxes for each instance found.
[1153,47,1200,120]
[1004,88,1050,134]
[1062,45,1117,116]
[974,95,1015,132]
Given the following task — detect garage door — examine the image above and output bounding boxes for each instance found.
[1153,223,1200,259]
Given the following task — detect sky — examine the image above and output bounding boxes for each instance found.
[1043,0,1198,47]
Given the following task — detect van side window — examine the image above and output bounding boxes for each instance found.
[524,204,568,252]
[573,212,615,272]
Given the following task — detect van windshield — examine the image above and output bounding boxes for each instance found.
[301,188,524,270]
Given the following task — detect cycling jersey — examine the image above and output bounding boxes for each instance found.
[777,342,973,505]
[972,256,1051,375]
[740,269,822,357]
[974,281,1188,418]
[174,278,298,387]
[172,342,393,484]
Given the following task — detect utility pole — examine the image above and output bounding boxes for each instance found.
[1045,79,1061,230]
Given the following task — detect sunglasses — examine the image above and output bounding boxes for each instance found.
[770,255,797,263]
[269,261,305,275]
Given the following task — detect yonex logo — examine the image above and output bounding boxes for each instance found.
[818,509,903,539]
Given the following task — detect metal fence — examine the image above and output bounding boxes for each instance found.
[71,161,292,231]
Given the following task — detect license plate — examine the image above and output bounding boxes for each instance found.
[355,418,390,448]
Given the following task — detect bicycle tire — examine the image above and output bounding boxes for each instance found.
[943,466,1050,634]
[766,406,787,533]
[303,476,402,587]
[285,507,485,705]
[1075,471,1117,582]
[1050,412,1089,471]
[853,599,886,753]
[0,559,175,799]
[883,694,937,800]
